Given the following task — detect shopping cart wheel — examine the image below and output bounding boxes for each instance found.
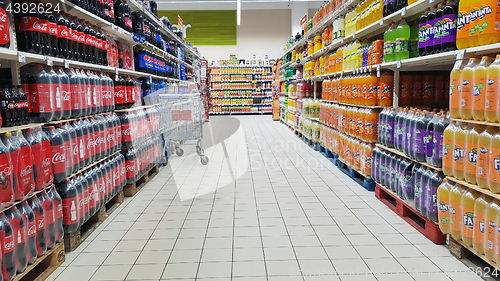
[196,146,204,156]
[200,156,209,165]
[176,148,184,156]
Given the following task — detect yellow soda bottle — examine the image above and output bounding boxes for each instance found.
[472,56,493,121]
[485,55,500,123]
[485,199,500,263]
[456,0,472,49]
[452,122,468,180]
[477,126,497,189]
[489,130,500,193]
[478,0,500,45]
[437,179,453,234]
[314,32,322,53]
[473,194,491,255]
[450,184,466,241]
[450,59,466,119]
[461,188,480,247]
[443,120,457,177]
[460,58,478,120]
[468,0,481,47]
[465,124,485,185]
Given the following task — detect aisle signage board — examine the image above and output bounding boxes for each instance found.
[178,15,184,28]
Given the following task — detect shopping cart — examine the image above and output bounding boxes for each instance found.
[159,92,209,165]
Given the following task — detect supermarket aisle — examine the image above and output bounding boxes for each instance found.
[48,115,477,281]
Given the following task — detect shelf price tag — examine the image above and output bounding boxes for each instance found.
[429,0,435,3]
[46,56,53,66]
[401,7,406,16]
[115,67,119,77]
[456,49,466,60]
[118,27,125,34]
[397,61,401,69]
[379,19,383,26]
[453,60,462,69]
[149,75,152,82]
[376,64,381,77]
[64,59,69,68]
[252,80,257,83]
[111,24,117,30]
[363,66,367,73]
[17,51,26,63]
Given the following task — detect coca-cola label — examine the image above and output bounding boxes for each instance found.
[125,159,135,179]
[51,144,66,174]
[36,210,45,231]
[62,197,78,225]
[27,218,36,238]
[114,85,127,105]
[8,218,26,245]
[0,7,9,45]
[22,16,39,32]
[3,231,14,254]
[41,140,53,187]
[57,25,69,39]
[0,153,13,204]
[32,83,52,113]
[78,31,85,44]
[124,17,132,29]
[37,19,49,34]
[49,22,57,36]
[18,146,34,196]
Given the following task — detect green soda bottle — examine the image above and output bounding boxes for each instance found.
[410,19,420,58]
[384,21,396,62]
[395,18,410,61]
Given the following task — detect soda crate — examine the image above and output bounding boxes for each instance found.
[448,236,499,278]
[124,164,160,197]
[375,184,446,245]
[13,242,65,281]
[64,190,124,252]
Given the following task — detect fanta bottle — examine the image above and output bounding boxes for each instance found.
[461,188,480,247]
[450,183,466,241]
[468,0,481,47]
[478,126,497,189]
[489,130,500,193]
[472,56,493,121]
[478,0,500,46]
[314,32,322,53]
[377,72,393,106]
[465,124,485,185]
[456,0,471,49]
[452,122,468,180]
[443,120,457,177]
[485,199,500,263]
[486,55,500,123]
[437,178,453,234]
[473,194,491,255]
[460,58,478,120]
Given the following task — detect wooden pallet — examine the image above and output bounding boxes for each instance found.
[64,190,124,252]
[13,242,65,281]
[124,164,160,197]
[448,236,499,280]
[375,184,446,244]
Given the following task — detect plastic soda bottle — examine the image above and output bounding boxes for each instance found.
[486,55,500,123]
[410,20,419,58]
[450,59,466,119]
[395,18,410,61]
[477,0,500,46]
[377,71,393,106]
[473,194,491,255]
[456,0,471,49]
[472,56,493,121]
[452,121,467,180]
[442,120,456,177]
[461,188,480,247]
[477,126,497,189]
[383,22,396,63]
[449,184,466,241]
[437,179,452,234]
[489,130,500,193]
[459,58,478,120]
[468,0,481,47]
[465,124,485,185]
[485,200,500,263]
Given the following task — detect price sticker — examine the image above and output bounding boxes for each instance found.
[64,59,69,68]
[115,67,119,77]
[401,7,406,16]
[252,80,257,83]
[149,75,153,82]
[376,64,381,77]
[429,0,435,3]
[18,51,26,63]
[352,31,356,38]
[456,49,466,60]
[379,19,383,26]
[118,27,125,34]
[363,66,367,73]
[397,61,401,69]
[111,24,117,30]
[454,60,462,69]
[46,56,53,66]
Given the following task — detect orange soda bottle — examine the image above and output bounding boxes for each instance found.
[465,124,485,185]
[486,200,500,263]
[460,58,479,120]
[450,60,466,119]
[489,129,500,193]
[472,56,493,121]
[486,55,500,123]
[452,121,468,180]
[477,126,498,189]
[473,194,491,255]
[449,184,466,241]
[377,71,393,106]
[461,188,480,247]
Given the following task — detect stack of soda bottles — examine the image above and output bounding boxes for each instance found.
[321,71,394,106]
[124,136,162,184]
[450,55,500,123]
[119,107,159,149]
[378,108,450,168]
[398,71,449,107]
[418,1,458,56]
[56,153,126,235]
[0,85,29,127]
[134,47,179,79]
[456,0,500,49]
[113,75,142,110]
[320,124,375,177]
[319,102,380,143]
[438,180,500,265]
[371,146,444,222]
[0,186,64,281]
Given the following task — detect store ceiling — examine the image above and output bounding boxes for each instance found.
[157,0,325,10]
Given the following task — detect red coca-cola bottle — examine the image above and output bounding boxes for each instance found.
[47,187,63,243]
[37,191,55,250]
[16,0,40,54]
[55,12,69,59]
[43,126,66,184]
[36,1,50,56]
[66,123,79,174]
[55,179,79,233]
[66,69,83,119]
[28,65,53,122]
[65,13,77,61]
[0,212,15,281]
[3,132,20,202]
[5,206,27,274]
[56,68,71,120]
[71,175,85,224]
[46,67,62,121]
[57,123,72,177]
[25,128,43,191]
[26,196,46,257]
[71,121,84,170]
[17,201,36,265]
[16,86,29,125]
[15,131,35,200]
[0,0,10,48]
[47,13,58,57]
[36,127,53,188]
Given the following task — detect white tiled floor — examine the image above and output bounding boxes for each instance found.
[48,116,480,281]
